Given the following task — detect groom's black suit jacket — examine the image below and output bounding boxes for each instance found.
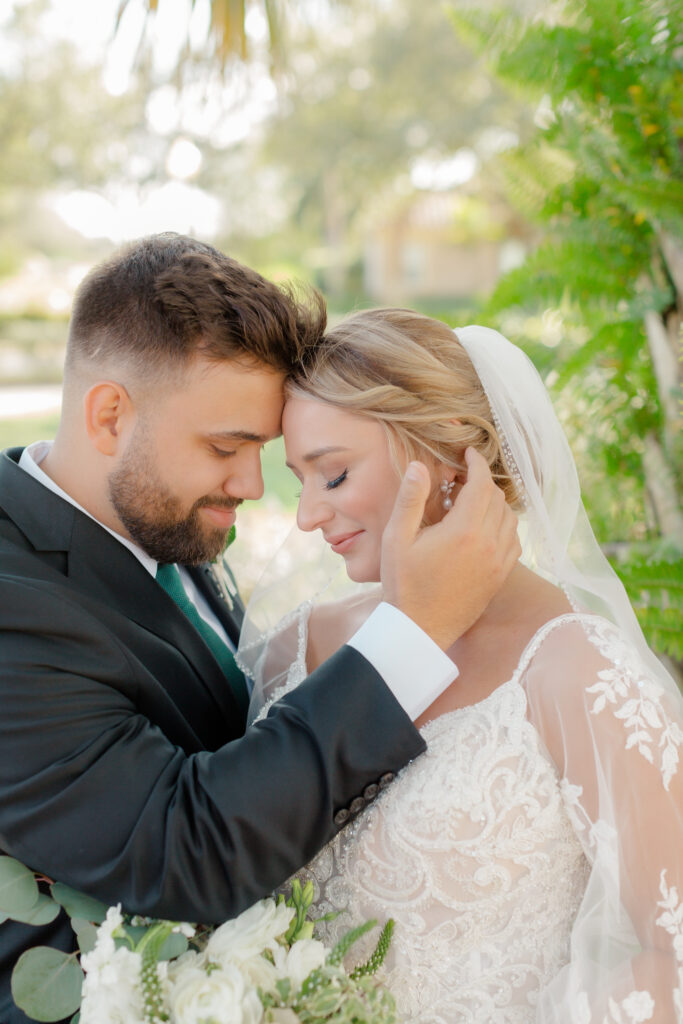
[0,447,425,1023]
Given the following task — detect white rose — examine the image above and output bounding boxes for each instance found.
[206,900,294,966]
[281,940,327,992]
[166,948,207,980]
[238,953,282,992]
[168,962,263,1024]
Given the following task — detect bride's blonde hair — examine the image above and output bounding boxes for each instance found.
[290,307,523,508]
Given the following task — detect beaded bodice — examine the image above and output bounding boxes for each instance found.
[297,670,589,1022]
[254,612,683,1023]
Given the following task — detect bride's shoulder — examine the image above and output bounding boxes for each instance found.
[307,589,383,672]
[517,611,646,708]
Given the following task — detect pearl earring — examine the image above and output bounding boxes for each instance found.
[440,479,455,510]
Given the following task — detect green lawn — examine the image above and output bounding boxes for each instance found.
[0,416,299,511]
[0,414,61,450]
[260,436,299,511]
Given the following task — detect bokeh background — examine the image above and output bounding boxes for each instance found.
[0,0,680,673]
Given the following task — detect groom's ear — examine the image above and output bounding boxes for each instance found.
[83,381,135,456]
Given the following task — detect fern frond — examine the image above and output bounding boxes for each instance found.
[617,559,683,610]
[631,606,683,661]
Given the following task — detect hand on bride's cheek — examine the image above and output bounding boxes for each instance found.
[283,396,404,583]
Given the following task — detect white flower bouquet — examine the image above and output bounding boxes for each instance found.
[1,855,397,1024]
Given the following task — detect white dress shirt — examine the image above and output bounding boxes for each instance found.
[18,441,457,721]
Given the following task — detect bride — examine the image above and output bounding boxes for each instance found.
[238,309,683,1023]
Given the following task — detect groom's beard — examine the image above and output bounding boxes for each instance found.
[108,436,241,566]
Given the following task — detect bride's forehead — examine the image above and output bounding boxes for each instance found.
[283,396,362,434]
[282,396,386,453]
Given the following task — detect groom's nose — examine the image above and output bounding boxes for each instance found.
[221,447,265,501]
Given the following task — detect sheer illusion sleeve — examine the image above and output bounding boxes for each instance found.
[240,601,313,725]
[522,615,683,1023]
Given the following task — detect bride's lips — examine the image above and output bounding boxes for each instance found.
[326,530,364,554]
[201,506,237,529]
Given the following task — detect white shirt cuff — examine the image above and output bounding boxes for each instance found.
[347,602,458,721]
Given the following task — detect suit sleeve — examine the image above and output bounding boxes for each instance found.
[0,576,425,923]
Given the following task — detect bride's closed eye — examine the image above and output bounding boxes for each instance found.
[325,469,348,490]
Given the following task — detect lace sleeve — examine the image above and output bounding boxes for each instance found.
[238,601,313,725]
[522,616,683,1023]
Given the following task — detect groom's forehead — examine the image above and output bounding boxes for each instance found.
[164,356,287,435]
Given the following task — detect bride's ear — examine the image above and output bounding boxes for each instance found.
[448,421,467,484]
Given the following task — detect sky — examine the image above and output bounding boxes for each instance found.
[3,0,278,242]
[3,0,485,246]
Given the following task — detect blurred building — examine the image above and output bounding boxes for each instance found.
[362,187,529,304]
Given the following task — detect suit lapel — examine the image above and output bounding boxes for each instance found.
[70,517,246,727]
[0,449,245,733]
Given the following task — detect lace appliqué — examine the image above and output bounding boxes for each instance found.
[582,619,682,790]
[295,675,590,1023]
[575,990,655,1024]
[656,869,683,1019]
[238,602,312,724]
[575,868,683,1023]
[265,611,679,1022]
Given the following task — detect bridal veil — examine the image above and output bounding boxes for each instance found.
[238,325,683,1021]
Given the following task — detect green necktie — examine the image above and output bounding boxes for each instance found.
[156,563,248,718]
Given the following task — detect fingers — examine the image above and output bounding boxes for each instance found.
[383,461,431,549]
[380,446,522,650]
[444,446,521,585]
[440,447,499,537]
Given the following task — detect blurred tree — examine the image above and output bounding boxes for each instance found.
[117,0,288,73]
[451,0,683,662]
[230,0,533,296]
[0,0,149,271]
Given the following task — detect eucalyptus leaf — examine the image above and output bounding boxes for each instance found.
[9,893,61,926]
[0,856,40,917]
[70,917,98,954]
[120,923,148,947]
[51,883,108,924]
[157,931,188,961]
[11,947,83,1022]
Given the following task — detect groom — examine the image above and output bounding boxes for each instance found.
[0,233,519,1022]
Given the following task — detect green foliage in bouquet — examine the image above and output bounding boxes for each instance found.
[449,0,683,668]
[0,856,107,1021]
[0,858,397,1024]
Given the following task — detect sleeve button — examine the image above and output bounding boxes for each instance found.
[333,808,350,826]
[349,796,366,815]
[378,772,395,789]
[363,783,379,800]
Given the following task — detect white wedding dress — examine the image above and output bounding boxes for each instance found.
[254,609,683,1023]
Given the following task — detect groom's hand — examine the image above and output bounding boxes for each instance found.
[381,448,521,651]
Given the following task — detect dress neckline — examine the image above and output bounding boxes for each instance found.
[419,611,608,735]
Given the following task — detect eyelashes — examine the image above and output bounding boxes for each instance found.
[294,468,348,500]
[325,469,348,490]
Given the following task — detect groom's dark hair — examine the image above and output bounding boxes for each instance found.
[65,233,326,381]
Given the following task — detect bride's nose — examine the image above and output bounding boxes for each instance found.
[296,485,334,533]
